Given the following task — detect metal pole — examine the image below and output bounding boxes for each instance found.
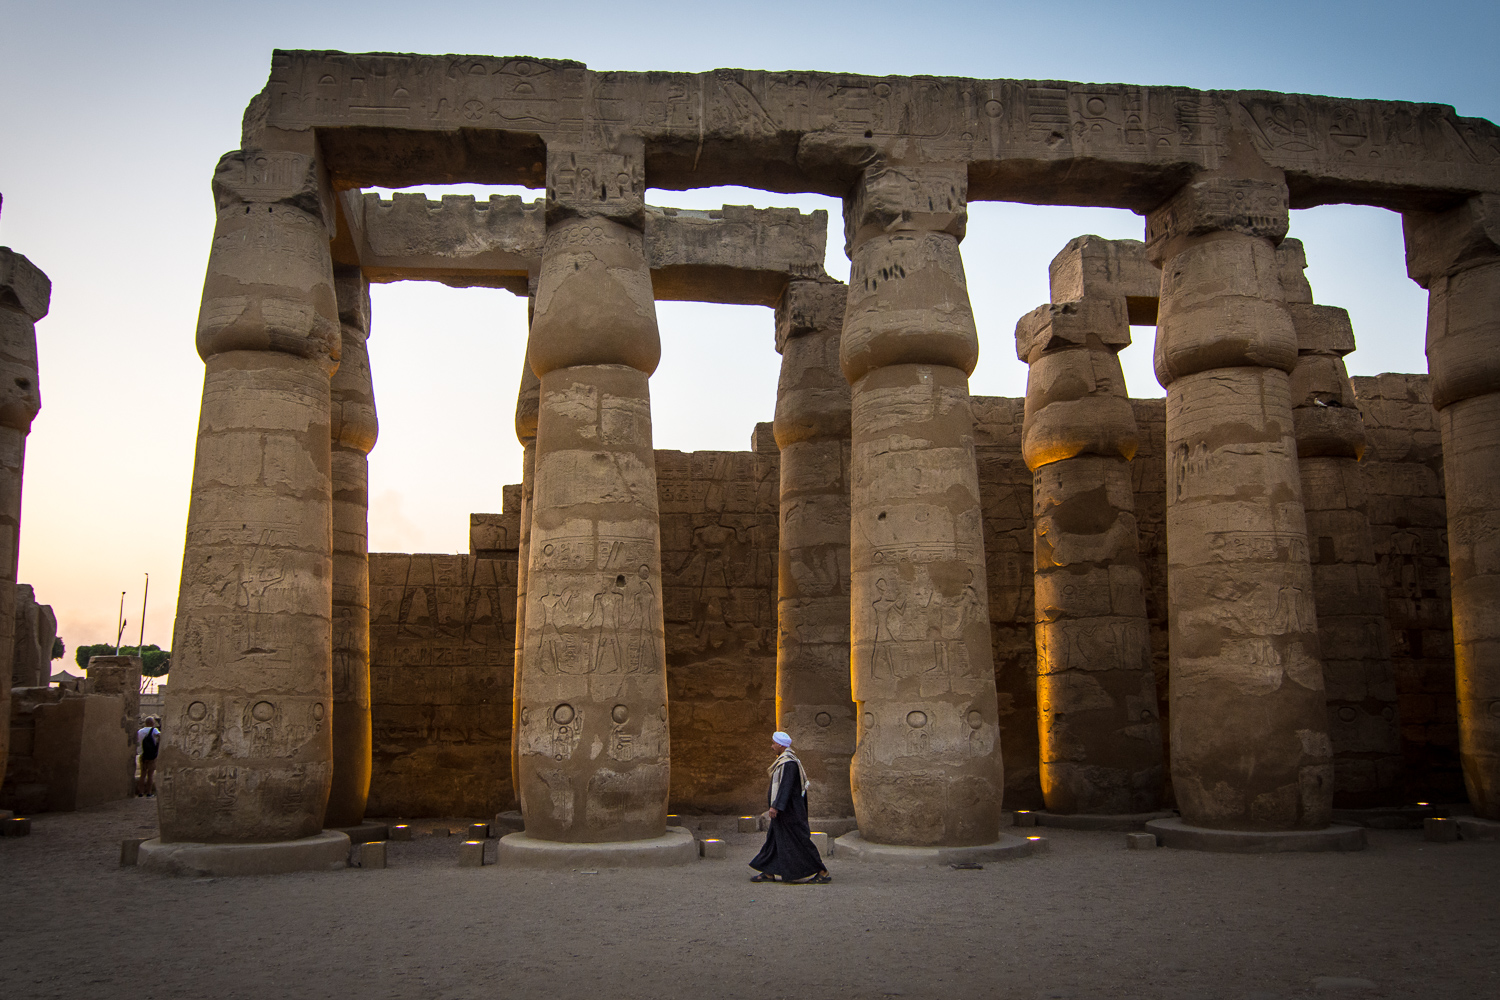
[138,573,148,650]
[115,591,126,654]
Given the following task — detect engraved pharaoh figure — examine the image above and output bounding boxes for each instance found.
[590,574,628,674]
[624,564,659,674]
[871,577,903,679]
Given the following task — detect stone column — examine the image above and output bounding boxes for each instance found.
[841,162,1004,847]
[1279,240,1402,809]
[773,278,854,821]
[325,266,378,829]
[510,357,539,804]
[1146,173,1334,832]
[1404,194,1500,820]
[0,247,46,784]
[1015,280,1163,816]
[159,150,340,844]
[515,146,672,844]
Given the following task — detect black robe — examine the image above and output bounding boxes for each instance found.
[748,759,825,880]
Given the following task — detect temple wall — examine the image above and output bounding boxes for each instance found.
[1350,374,1463,801]
[367,380,1459,817]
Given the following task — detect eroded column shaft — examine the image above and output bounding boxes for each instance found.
[511,358,538,804]
[774,280,853,819]
[1016,292,1162,815]
[1280,241,1401,808]
[1149,175,1333,831]
[1405,194,1500,819]
[161,150,339,843]
[0,248,45,781]
[517,151,669,842]
[842,163,1003,847]
[326,267,378,828]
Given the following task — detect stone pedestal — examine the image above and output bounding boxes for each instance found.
[0,247,45,783]
[161,150,339,843]
[841,162,1003,847]
[773,279,854,820]
[325,267,378,829]
[833,830,1035,865]
[1279,240,1402,808]
[1015,237,1163,817]
[138,830,351,876]
[496,827,697,868]
[1147,174,1333,831]
[1404,194,1500,820]
[515,148,674,847]
[1145,817,1365,853]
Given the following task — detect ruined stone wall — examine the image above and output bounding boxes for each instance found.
[1351,374,1463,801]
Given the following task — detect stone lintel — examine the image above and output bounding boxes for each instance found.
[333,265,371,335]
[1014,298,1130,363]
[845,161,967,252]
[1047,236,1158,313]
[262,54,1500,213]
[1403,193,1500,287]
[470,511,520,559]
[0,247,50,321]
[774,279,848,352]
[1145,176,1290,262]
[354,195,829,306]
[1287,303,1356,356]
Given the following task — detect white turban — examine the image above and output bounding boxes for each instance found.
[773,731,792,747]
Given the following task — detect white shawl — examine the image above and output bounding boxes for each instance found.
[767,748,810,805]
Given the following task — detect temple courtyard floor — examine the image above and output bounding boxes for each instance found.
[1,796,1496,1000]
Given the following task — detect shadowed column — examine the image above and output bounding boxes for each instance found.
[0,246,45,783]
[517,146,670,842]
[1278,240,1402,809]
[1147,170,1333,831]
[1015,238,1163,816]
[1404,194,1500,820]
[160,150,339,843]
[325,266,378,828]
[773,278,854,820]
[511,356,539,804]
[842,162,1003,846]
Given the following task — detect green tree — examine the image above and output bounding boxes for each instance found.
[51,636,64,660]
[74,642,170,677]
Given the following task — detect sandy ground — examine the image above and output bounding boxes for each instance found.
[1,797,1496,1000]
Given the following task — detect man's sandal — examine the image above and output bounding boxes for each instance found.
[808,872,832,884]
[749,872,777,882]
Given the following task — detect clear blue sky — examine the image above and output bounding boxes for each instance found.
[1,0,1496,648]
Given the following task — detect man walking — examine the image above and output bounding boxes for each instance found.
[749,731,830,883]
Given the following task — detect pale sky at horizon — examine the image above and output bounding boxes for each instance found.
[1,0,1496,656]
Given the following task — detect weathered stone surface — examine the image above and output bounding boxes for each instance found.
[1350,374,1463,802]
[1,686,132,813]
[326,266,378,829]
[773,280,853,819]
[263,53,1500,211]
[162,149,338,844]
[1017,236,1163,817]
[11,584,56,688]
[0,245,45,789]
[1404,195,1500,819]
[1280,241,1401,808]
[844,164,1002,847]
[1150,173,1332,832]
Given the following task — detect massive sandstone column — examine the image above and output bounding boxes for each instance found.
[510,356,539,804]
[1404,194,1500,820]
[160,151,339,843]
[1146,172,1334,832]
[1015,238,1163,816]
[773,278,854,821]
[516,146,671,842]
[1278,240,1402,809]
[0,245,45,785]
[841,162,1003,846]
[325,266,378,828]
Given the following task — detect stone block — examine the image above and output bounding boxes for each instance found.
[2,816,31,836]
[1456,816,1500,840]
[137,831,351,876]
[358,841,387,869]
[700,838,727,859]
[120,837,145,865]
[810,831,830,856]
[470,512,520,558]
[389,824,412,841]
[1424,816,1459,842]
[1024,835,1051,853]
[468,822,491,840]
[1125,832,1158,850]
[1013,810,1038,827]
[458,840,486,867]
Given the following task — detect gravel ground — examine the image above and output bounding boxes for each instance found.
[2,797,1496,1000]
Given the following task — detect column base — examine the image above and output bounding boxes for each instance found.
[495,827,697,868]
[1331,805,1434,830]
[1035,810,1175,832]
[327,822,389,845]
[492,810,525,836]
[809,816,859,838]
[1456,816,1500,840]
[833,831,1037,865]
[1145,818,1365,853]
[138,831,351,876]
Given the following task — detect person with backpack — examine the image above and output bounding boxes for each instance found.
[136,717,161,797]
